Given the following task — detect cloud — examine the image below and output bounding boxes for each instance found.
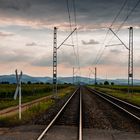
[31,49,97,68]
[0,0,31,10]
[26,42,37,46]
[31,52,75,67]
[0,0,140,30]
[0,45,46,65]
[82,39,99,45]
[25,42,47,47]
[0,31,14,37]
[0,49,33,63]
[110,49,122,54]
[31,55,52,67]
[96,51,127,66]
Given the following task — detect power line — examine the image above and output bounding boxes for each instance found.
[94,0,140,65]
[66,0,76,55]
[104,0,128,42]
[108,0,140,45]
[66,0,79,70]
[57,28,77,49]
[73,0,77,28]
[66,0,72,31]
[65,0,81,83]
[95,47,106,65]
[110,0,128,28]
[118,0,140,31]
[72,0,81,79]
[93,0,128,66]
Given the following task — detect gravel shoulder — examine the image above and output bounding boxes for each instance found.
[82,87,140,132]
[0,125,140,140]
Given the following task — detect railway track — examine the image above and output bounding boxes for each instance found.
[0,86,140,140]
[36,86,139,140]
[36,87,82,140]
[87,87,140,122]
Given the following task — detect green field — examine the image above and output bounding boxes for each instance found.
[0,84,72,110]
[90,85,140,106]
[0,86,75,126]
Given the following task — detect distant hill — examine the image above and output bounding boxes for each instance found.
[0,74,52,84]
[0,74,140,85]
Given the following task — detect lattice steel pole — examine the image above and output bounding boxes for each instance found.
[53,27,57,94]
[128,27,133,93]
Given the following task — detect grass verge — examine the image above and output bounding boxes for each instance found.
[0,85,73,110]
[0,86,75,127]
[91,86,140,106]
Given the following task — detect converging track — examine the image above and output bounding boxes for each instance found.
[36,86,140,140]
[87,87,140,122]
[37,87,82,140]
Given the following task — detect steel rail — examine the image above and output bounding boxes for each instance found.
[79,87,82,140]
[92,88,140,110]
[87,87,140,121]
[37,87,79,140]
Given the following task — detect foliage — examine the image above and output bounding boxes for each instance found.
[104,81,109,85]
[0,99,55,126]
[111,82,114,85]
[0,86,75,126]
[0,84,72,110]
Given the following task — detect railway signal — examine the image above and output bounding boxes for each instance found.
[14,69,22,120]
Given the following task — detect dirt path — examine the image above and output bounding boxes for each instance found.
[0,95,52,118]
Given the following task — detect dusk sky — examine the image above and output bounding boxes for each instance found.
[0,0,140,79]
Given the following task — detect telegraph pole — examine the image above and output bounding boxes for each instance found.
[95,67,97,85]
[52,27,76,93]
[73,67,74,85]
[53,27,57,94]
[128,27,133,93]
[109,27,134,93]
[89,72,91,85]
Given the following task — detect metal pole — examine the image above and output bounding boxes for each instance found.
[79,88,82,140]
[128,27,133,94]
[53,27,57,94]
[95,67,97,85]
[73,67,74,85]
[89,73,90,85]
[53,27,75,92]
[19,80,21,120]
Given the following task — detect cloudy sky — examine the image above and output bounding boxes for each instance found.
[0,0,140,79]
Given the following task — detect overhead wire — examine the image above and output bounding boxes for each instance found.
[108,0,140,45]
[93,0,128,66]
[66,0,78,64]
[65,0,81,83]
[72,0,81,78]
[117,0,140,31]
[66,0,80,73]
[94,0,140,79]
